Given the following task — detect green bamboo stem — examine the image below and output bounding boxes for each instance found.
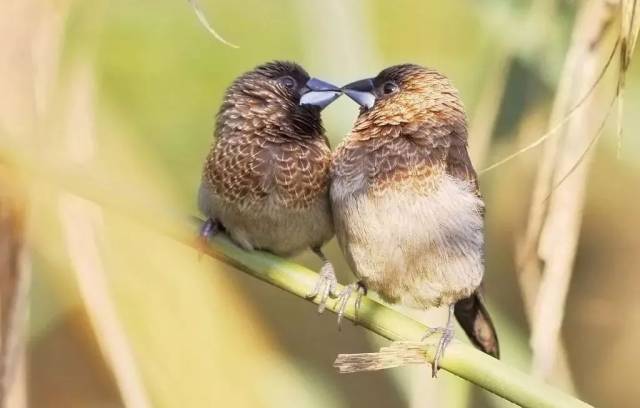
[11,153,592,408]
[196,231,591,408]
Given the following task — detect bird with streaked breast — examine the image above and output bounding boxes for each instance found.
[333,64,499,376]
[198,61,344,310]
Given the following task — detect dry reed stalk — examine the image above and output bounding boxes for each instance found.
[469,2,583,394]
[0,0,152,403]
[505,110,577,394]
[57,60,151,408]
[0,0,72,404]
[0,163,29,408]
[516,0,619,380]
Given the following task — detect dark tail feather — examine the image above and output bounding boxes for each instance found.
[454,291,500,359]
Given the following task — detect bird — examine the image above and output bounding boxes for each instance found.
[332,64,499,376]
[198,61,343,310]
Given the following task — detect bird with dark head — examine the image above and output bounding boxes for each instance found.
[333,64,499,376]
[198,61,343,310]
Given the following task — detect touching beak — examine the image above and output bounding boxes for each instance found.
[342,78,375,109]
[299,78,342,110]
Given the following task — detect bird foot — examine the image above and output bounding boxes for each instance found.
[196,218,222,260]
[306,261,338,313]
[336,281,367,330]
[422,325,454,378]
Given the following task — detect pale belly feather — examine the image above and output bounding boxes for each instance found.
[199,184,334,257]
[331,174,484,309]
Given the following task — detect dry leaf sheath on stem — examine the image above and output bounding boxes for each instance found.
[516,0,619,379]
[2,149,594,408]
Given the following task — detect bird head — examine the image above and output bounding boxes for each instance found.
[342,64,466,132]
[218,61,340,139]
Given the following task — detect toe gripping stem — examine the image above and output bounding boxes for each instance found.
[421,304,455,377]
[307,247,338,313]
[197,218,221,259]
[336,281,367,330]
[307,248,367,330]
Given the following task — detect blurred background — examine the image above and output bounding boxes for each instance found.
[0,0,639,406]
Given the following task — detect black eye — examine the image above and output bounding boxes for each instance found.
[280,76,297,89]
[382,81,398,95]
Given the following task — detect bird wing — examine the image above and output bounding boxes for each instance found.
[203,134,274,205]
[410,124,500,359]
[444,130,481,196]
[404,120,480,192]
[332,124,445,194]
[205,134,331,209]
[333,120,481,197]
[272,138,331,209]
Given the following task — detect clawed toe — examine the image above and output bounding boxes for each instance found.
[336,281,367,330]
[307,262,338,313]
[306,249,367,329]
[421,327,444,342]
[422,304,456,377]
[429,327,454,377]
[196,218,221,260]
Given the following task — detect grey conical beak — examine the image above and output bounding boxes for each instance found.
[299,78,342,110]
[342,78,376,109]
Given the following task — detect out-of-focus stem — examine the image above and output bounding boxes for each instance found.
[57,59,151,408]
[0,163,29,408]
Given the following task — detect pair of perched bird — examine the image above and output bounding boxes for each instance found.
[198,61,499,376]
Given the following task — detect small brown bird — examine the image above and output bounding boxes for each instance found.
[333,64,499,376]
[198,61,342,308]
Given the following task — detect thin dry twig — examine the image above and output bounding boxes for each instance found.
[186,0,239,48]
[545,94,617,201]
[479,37,619,174]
